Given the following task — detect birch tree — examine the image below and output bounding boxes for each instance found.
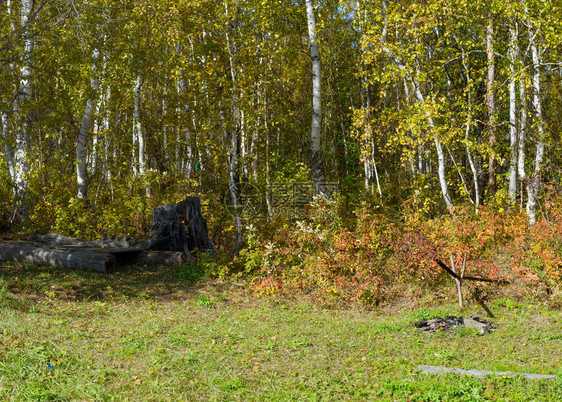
[525,22,545,225]
[508,24,518,204]
[224,0,242,250]
[12,0,35,221]
[305,0,326,194]
[485,16,497,198]
[76,48,100,199]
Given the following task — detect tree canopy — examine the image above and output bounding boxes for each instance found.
[1,0,562,234]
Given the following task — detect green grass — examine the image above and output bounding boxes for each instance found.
[0,262,560,400]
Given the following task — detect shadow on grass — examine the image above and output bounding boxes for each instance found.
[0,260,205,305]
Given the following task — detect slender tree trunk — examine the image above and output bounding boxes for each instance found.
[379,1,451,212]
[412,77,453,212]
[176,44,193,181]
[251,91,260,183]
[77,48,100,199]
[1,113,15,182]
[357,0,383,202]
[517,65,527,187]
[161,45,170,169]
[264,91,272,216]
[240,109,248,179]
[224,0,242,250]
[90,99,101,174]
[132,97,138,176]
[508,25,518,204]
[486,17,497,198]
[3,1,16,187]
[133,74,150,198]
[162,81,169,167]
[305,0,326,194]
[526,26,544,225]
[459,44,480,211]
[103,85,112,192]
[134,76,144,177]
[12,0,35,222]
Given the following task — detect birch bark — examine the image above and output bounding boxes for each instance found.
[13,0,35,220]
[224,0,242,250]
[526,26,545,225]
[1,113,15,183]
[486,17,497,197]
[508,25,518,203]
[305,0,326,194]
[2,0,16,184]
[76,48,100,199]
[459,44,479,211]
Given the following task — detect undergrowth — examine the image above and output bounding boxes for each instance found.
[238,190,562,309]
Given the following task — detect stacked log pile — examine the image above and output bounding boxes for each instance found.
[0,196,213,273]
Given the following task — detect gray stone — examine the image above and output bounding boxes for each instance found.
[418,365,557,380]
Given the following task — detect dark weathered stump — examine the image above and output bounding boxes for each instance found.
[146,204,190,255]
[177,196,215,253]
[147,196,214,257]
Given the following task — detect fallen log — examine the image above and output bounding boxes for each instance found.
[129,250,185,266]
[29,233,141,248]
[0,241,116,273]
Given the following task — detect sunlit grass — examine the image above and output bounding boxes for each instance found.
[0,263,560,400]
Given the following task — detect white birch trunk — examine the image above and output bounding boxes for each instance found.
[526,27,544,225]
[133,74,150,198]
[371,146,383,203]
[251,107,260,183]
[76,97,94,198]
[13,0,34,220]
[131,76,139,176]
[517,70,527,184]
[175,43,193,180]
[363,158,371,191]
[185,128,193,181]
[132,110,138,177]
[3,1,16,184]
[240,109,246,178]
[76,48,100,199]
[1,113,15,182]
[90,47,107,176]
[486,17,497,196]
[305,0,326,193]
[162,81,169,166]
[358,0,381,199]
[379,19,452,211]
[91,99,101,173]
[412,77,453,212]
[265,106,272,216]
[134,75,144,177]
[224,0,242,249]
[103,85,112,186]
[508,25,518,204]
[459,44,480,211]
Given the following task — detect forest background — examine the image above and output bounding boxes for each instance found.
[1,0,562,307]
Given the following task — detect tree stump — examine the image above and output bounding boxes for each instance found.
[146,196,214,257]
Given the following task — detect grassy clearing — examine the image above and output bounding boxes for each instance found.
[0,263,560,400]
